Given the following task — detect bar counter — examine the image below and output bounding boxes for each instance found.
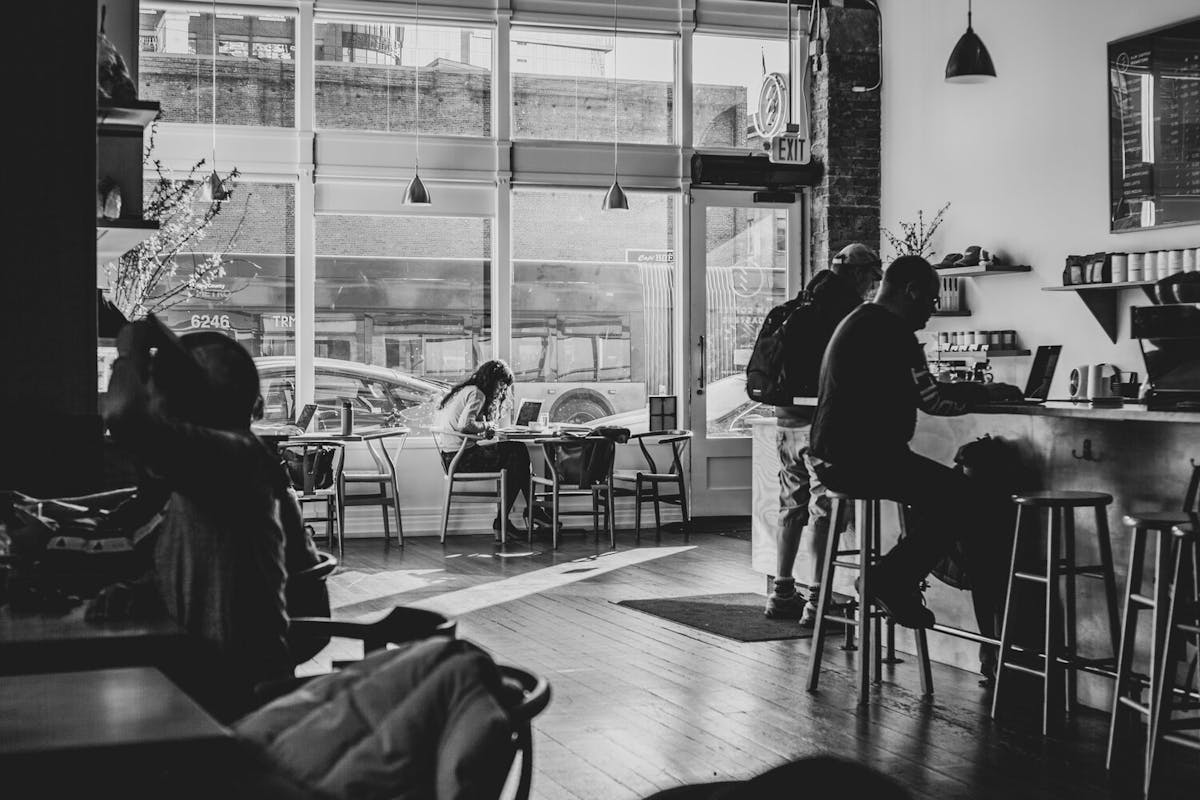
[750,401,1199,709]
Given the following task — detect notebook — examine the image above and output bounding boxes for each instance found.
[977,345,1062,407]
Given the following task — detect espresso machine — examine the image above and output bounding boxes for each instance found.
[1131,303,1200,411]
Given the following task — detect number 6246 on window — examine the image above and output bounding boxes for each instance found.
[190,314,231,329]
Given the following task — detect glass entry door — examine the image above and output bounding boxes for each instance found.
[686,189,803,516]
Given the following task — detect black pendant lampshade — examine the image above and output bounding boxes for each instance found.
[945,0,996,83]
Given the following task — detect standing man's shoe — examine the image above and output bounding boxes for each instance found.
[765,588,808,619]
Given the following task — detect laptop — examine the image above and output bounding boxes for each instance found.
[978,345,1062,407]
[294,402,319,432]
[510,399,543,428]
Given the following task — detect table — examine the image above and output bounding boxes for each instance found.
[0,604,187,676]
[0,667,230,760]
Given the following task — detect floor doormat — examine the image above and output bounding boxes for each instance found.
[614,592,850,642]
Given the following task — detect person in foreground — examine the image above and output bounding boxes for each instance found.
[807,255,1024,628]
[768,243,882,625]
[101,317,318,721]
[434,359,552,537]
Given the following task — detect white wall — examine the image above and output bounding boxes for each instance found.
[879,0,1199,395]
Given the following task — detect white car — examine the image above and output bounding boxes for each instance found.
[588,374,769,435]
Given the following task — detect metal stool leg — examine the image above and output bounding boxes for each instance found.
[1063,507,1079,716]
[992,504,1025,721]
[806,496,846,693]
[857,498,874,707]
[1094,506,1122,659]
[1043,506,1064,736]
[1146,534,1190,798]
[1107,525,1148,770]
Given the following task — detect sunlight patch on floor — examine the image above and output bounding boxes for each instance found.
[328,568,448,610]
[407,546,695,617]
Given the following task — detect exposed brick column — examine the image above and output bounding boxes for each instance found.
[809,4,881,271]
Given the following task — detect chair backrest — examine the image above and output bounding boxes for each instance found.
[630,429,692,476]
[364,428,408,475]
[538,436,616,488]
[496,665,551,800]
[279,441,345,494]
[430,428,480,477]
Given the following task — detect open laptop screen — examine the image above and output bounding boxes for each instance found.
[1025,345,1062,400]
[514,399,542,427]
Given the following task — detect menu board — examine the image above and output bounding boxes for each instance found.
[1109,18,1200,232]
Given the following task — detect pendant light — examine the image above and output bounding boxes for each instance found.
[403,0,431,205]
[945,0,996,83]
[601,0,628,211]
[199,0,231,201]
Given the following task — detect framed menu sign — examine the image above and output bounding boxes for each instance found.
[1108,17,1200,232]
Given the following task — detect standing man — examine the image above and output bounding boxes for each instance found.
[807,256,1023,627]
[767,243,882,623]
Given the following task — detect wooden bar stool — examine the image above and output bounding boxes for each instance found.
[992,490,1121,736]
[806,492,933,707]
[1146,523,1200,797]
[1106,511,1197,776]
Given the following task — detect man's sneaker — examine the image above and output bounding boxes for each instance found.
[765,589,808,620]
[855,576,935,629]
[798,602,818,629]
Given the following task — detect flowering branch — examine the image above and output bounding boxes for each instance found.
[882,202,951,261]
[103,122,258,320]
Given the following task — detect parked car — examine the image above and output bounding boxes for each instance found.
[587,374,769,435]
[253,357,448,438]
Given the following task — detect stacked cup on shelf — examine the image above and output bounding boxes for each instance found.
[937,330,1016,351]
[1064,247,1199,285]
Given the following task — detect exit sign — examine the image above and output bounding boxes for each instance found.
[768,133,809,165]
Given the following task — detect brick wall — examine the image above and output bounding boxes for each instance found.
[809,5,882,271]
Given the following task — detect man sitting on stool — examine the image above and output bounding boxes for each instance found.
[807,256,1023,627]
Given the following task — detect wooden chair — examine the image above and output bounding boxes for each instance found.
[339,429,407,549]
[278,440,346,559]
[529,436,616,550]
[498,665,552,800]
[607,430,692,542]
[432,428,509,545]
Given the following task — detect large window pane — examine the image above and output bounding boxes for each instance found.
[139,6,296,127]
[137,181,298,425]
[512,28,674,144]
[314,20,493,136]
[693,35,788,149]
[315,216,492,435]
[512,189,676,424]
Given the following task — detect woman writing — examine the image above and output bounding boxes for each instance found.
[434,360,551,537]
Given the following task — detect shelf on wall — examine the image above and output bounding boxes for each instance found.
[97,219,158,265]
[97,101,161,133]
[934,347,1031,359]
[932,309,971,317]
[936,264,1032,278]
[1041,281,1158,343]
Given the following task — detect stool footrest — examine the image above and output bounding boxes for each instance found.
[1162,732,1200,751]
[1069,565,1110,578]
[832,559,863,570]
[1014,571,1049,584]
[1117,696,1150,716]
[1130,593,1156,609]
[1177,622,1200,635]
[1001,661,1046,679]
[929,623,999,647]
[817,614,858,627]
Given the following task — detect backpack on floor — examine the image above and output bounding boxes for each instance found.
[744,291,825,405]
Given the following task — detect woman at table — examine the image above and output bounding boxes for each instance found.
[434,359,551,537]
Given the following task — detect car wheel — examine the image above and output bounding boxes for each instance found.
[551,392,612,425]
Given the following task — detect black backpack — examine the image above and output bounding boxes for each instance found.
[745,290,826,405]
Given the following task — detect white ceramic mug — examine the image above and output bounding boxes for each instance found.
[1184,248,1197,272]
[1168,249,1184,274]
[1110,253,1128,283]
[1157,250,1171,279]
[1128,252,1144,281]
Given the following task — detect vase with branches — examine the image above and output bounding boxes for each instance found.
[103,123,256,321]
[882,202,951,262]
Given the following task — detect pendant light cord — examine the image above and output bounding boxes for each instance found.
[211,0,218,169]
[609,0,619,179]
[414,0,421,170]
[967,0,973,29]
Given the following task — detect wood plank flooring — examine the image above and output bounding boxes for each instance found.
[320,526,1197,800]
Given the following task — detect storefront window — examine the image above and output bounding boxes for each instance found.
[693,34,788,149]
[511,28,674,144]
[314,20,493,136]
[139,6,296,127]
[511,189,676,425]
[314,215,492,434]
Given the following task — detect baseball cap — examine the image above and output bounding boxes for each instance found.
[832,243,882,275]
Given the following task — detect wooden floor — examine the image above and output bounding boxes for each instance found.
[322,524,1197,800]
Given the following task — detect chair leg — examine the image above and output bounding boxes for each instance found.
[552,484,560,550]
[634,477,643,544]
[1094,506,1122,660]
[807,497,846,693]
[499,470,508,546]
[607,480,615,549]
[1146,536,1188,799]
[380,481,391,549]
[992,504,1025,722]
[334,497,344,562]
[527,473,535,540]
[390,474,404,548]
[1107,526,1147,771]
[440,479,453,544]
[676,475,690,539]
[914,627,934,697]
[652,483,662,543]
[592,490,600,542]
[858,499,874,707]
[1063,508,1078,716]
